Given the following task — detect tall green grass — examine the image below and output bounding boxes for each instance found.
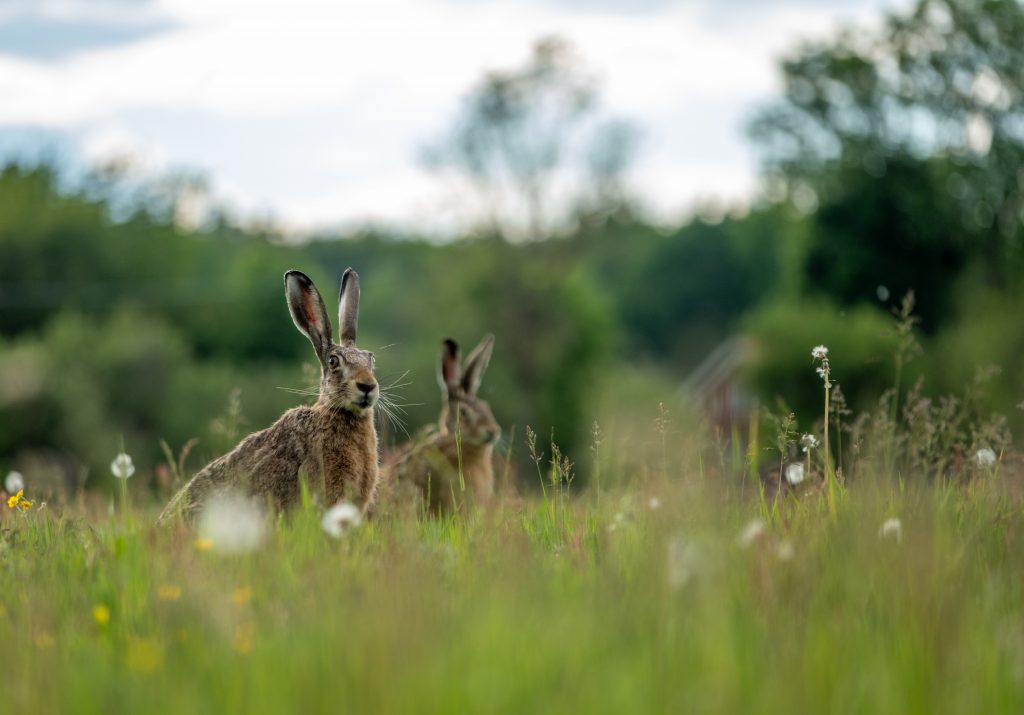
[2,456,1022,714]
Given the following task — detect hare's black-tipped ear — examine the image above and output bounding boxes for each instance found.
[338,268,360,347]
[285,270,332,364]
[437,338,461,396]
[461,334,494,395]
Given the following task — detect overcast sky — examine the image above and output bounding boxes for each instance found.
[0,0,902,233]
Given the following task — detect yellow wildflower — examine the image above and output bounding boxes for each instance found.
[157,584,182,602]
[7,489,32,510]
[194,537,214,552]
[126,638,163,673]
[231,586,252,607]
[232,623,254,655]
[93,604,111,626]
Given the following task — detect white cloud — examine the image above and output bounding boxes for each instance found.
[0,0,898,231]
[79,123,167,170]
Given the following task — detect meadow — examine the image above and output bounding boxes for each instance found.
[2,387,1022,715]
[4,1,1024,711]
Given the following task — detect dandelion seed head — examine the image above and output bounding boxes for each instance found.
[321,501,362,539]
[648,497,662,511]
[198,493,267,554]
[800,434,820,452]
[776,540,795,561]
[111,453,135,480]
[737,518,766,549]
[667,532,701,590]
[975,448,997,468]
[785,462,806,485]
[879,517,903,542]
[4,471,24,494]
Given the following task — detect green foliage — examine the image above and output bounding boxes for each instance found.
[751,0,1024,322]
[0,309,298,489]
[928,280,1024,419]
[803,158,966,332]
[742,300,899,424]
[611,213,785,366]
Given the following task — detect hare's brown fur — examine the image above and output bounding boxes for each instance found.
[387,336,500,516]
[158,268,380,524]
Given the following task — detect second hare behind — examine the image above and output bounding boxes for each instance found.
[392,335,501,515]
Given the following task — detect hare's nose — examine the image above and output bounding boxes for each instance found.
[356,382,376,395]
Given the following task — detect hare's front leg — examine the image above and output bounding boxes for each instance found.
[322,451,378,510]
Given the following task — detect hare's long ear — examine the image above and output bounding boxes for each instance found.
[285,270,333,365]
[437,338,461,398]
[338,268,360,347]
[461,334,494,395]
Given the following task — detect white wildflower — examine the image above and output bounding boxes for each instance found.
[198,492,267,554]
[736,518,766,549]
[975,448,997,468]
[5,471,24,494]
[811,345,829,360]
[110,453,135,480]
[784,462,805,485]
[879,517,902,543]
[667,532,701,590]
[608,511,627,533]
[800,434,820,453]
[776,539,795,561]
[648,497,662,511]
[321,501,362,539]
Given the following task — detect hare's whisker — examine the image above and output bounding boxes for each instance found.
[374,400,410,438]
[276,386,321,396]
[381,371,412,389]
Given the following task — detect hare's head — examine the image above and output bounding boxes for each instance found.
[437,335,501,447]
[285,268,378,416]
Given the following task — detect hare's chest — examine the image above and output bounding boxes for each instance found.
[314,414,378,506]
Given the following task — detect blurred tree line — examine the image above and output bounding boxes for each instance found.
[1,0,1022,492]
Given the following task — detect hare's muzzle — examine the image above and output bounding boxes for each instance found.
[355,381,378,408]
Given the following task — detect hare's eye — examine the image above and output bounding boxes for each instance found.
[328,355,340,370]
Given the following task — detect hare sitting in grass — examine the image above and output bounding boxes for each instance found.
[158,268,380,524]
[389,335,501,515]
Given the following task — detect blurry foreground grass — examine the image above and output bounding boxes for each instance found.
[2,460,1024,714]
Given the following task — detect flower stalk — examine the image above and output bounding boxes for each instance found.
[812,346,838,517]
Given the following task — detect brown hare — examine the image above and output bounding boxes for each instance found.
[389,335,501,515]
[158,268,380,523]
